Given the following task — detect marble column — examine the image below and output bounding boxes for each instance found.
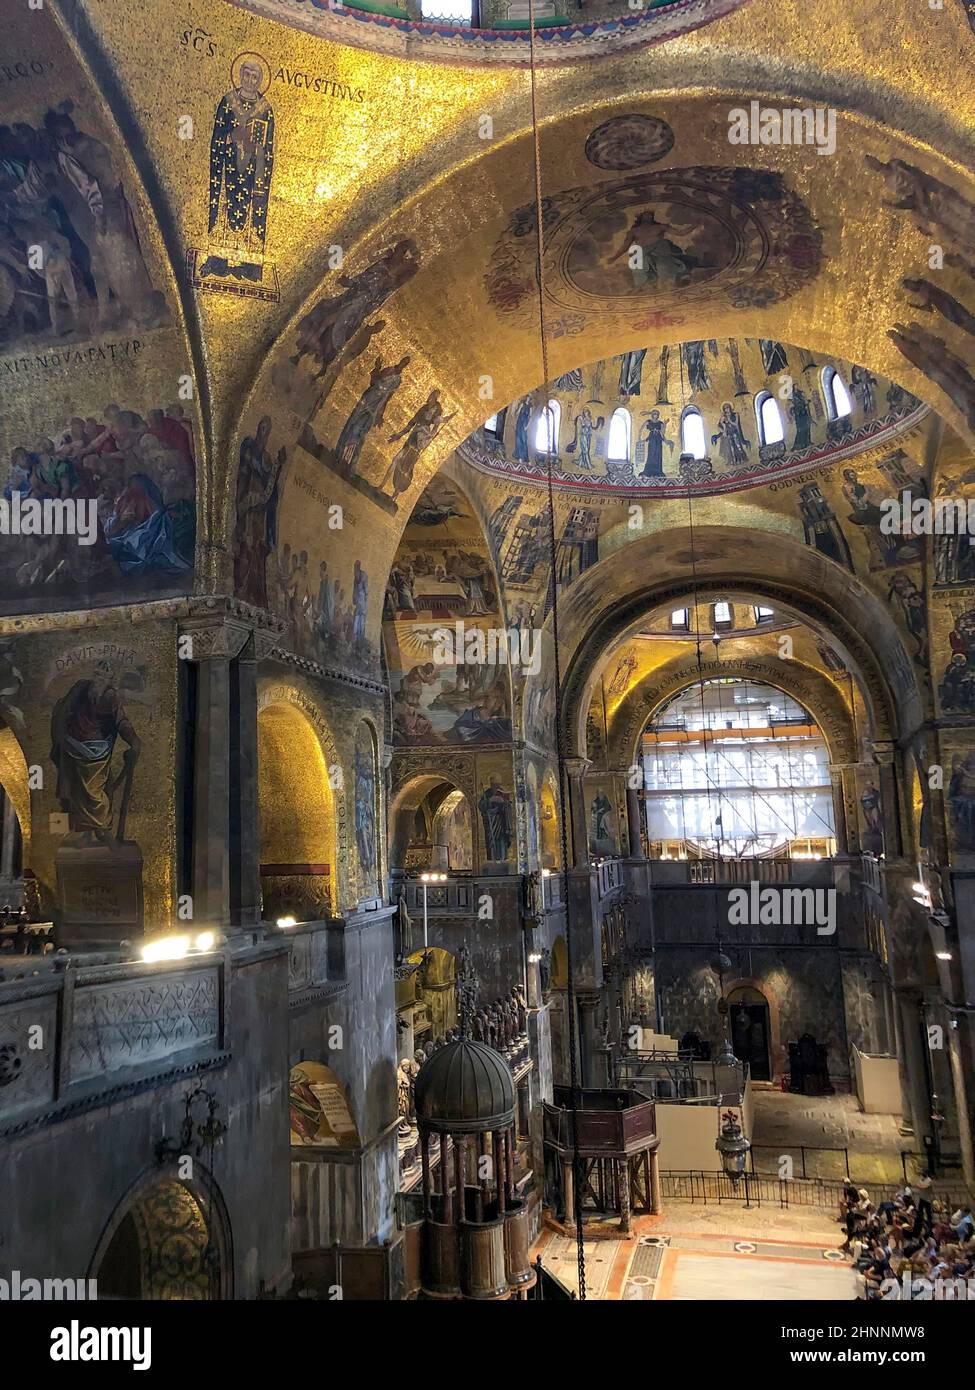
[649,1148,662,1215]
[577,991,599,1088]
[563,757,591,868]
[946,1019,975,1191]
[0,791,17,879]
[829,765,850,854]
[180,617,258,932]
[896,990,933,1151]
[625,782,644,859]
[872,742,904,860]
[562,1158,575,1231]
[618,1157,631,1233]
[235,634,262,926]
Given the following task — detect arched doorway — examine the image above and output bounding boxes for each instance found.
[389,775,473,874]
[257,697,336,921]
[540,775,560,869]
[729,985,773,1083]
[431,788,473,872]
[93,1175,230,1300]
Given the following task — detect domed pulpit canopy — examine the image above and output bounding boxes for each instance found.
[414,1038,515,1134]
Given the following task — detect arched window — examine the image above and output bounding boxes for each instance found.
[755,391,785,445]
[534,399,560,455]
[681,407,707,460]
[607,407,631,461]
[822,367,853,420]
[420,0,474,24]
[670,608,690,631]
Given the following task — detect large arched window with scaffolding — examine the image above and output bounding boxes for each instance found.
[641,679,836,859]
[822,366,853,421]
[534,398,561,455]
[607,407,631,462]
[680,407,707,460]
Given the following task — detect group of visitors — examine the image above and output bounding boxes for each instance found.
[839,1179,974,1297]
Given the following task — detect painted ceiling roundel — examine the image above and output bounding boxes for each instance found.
[485,167,822,336]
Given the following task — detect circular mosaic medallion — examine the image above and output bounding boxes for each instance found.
[586,114,675,170]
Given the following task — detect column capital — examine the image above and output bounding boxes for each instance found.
[179,616,252,663]
[564,756,592,778]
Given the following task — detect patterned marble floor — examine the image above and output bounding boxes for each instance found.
[533,1200,858,1301]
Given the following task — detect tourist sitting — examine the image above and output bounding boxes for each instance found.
[857,1182,975,1298]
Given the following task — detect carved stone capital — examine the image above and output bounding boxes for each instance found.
[563,756,592,779]
[179,618,252,663]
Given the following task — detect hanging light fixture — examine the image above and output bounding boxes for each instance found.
[709,944,750,1182]
[715,1107,751,1183]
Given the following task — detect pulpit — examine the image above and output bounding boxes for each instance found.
[413,1036,537,1300]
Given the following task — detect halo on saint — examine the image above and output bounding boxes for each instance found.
[230,51,271,97]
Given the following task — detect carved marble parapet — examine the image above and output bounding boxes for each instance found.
[0,993,58,1118]
[68,967,220,1084]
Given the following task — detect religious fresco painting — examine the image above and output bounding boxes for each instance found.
[263,239,438,516]
[0,393,196,615]
[8,0,975,1322]
[354,721,378,902]
[867,155,975,435]
[0,7,197,616]
[9,627,176,941]
[948,747,975,853]
[194,52,278,299]
[0,100,170,347]
[477,768,515,868]
[588,779,621,857]
[486,163,822,340]
[234,413,377,675]
[384,480,514,747]
[289,1062,360,1148]
[460,337,925,496]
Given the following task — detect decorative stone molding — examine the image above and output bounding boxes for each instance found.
[217,0,749,68]
[178,618,252,663]
[0,995,58,1117]
[68,969,220,1084]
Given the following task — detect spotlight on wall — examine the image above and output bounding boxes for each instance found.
[194,930,217,953]
[912,880,932,909]
[936,950,953,961]
[420,873,447,883]
[276,915,298,928]
[141,934,190,963]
